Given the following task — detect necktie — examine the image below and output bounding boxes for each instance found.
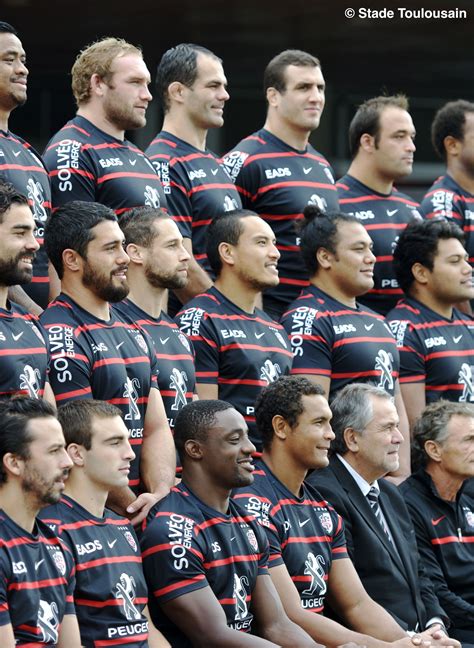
[367,486,393,544]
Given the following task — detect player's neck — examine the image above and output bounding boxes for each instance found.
[162,115,208,151]
[64,475,107,518]
[61,280,111,321]
[347,159,394,195]
[425,463,464,502]
[76,107,125,141]
[310,275,357,309]
[261,450,306,497]
[447,162,474,195]
[409,287,454,319]
[214,275,259,314]
[0,487,39,533]
[127,277,164,319]
[182,474,230,514]
[263,117,310,152]
[0,285,8,309]
[0,108,10,132]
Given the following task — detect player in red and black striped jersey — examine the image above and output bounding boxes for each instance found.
[43,38,166,216]
[234,376,423,647]
[141,399,316,648]
[0,183,55,404]
[223,50,339,320]
[117,207,196,430]
[0,397,80,647]
[420,101,474,280]
[175,210,292,448]
[0,22,52,311]
[385,218,474,431]
[40,400,168,648]
[41,200,175,526]
[337,95,419,315]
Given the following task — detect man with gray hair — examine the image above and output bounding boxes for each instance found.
[309,383,453,642]
[399,401,474,643]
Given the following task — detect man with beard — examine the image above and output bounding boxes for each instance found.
[43,37,166,215]
[116,206,196,430]
[175,209,292,449]
[0,22,52,312]
[0,396,81,647]
[0,182,54,404]
[40,200,175,525]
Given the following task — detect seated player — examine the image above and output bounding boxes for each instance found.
[40,399,169,648]
[140,399,318,647]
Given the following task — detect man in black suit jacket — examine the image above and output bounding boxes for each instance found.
[309,383,453,641]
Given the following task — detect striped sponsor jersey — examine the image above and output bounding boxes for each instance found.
[114,298,196,430]
[223,128,339,315]
[281,285,399,400]
[337,174,421,314]
[0,130,51,308]
[386,297,474,403]
[233,459,347,613]
[0,301,48,398]
[40,496,148,648]
[146,131,241,271]
[0,510,75,645]
[420,174,474,265]
[43,116,167,216]
[141,482,269,647]
[40,293,159,490]
[175,286,292,446]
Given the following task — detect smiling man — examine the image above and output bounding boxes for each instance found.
[175,209,292,448]
[44,37,166,216]
[40,200,175,524]
[337,95,421,315]
[223,49,339,319]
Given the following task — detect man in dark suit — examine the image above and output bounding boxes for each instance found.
[309,383,453,640]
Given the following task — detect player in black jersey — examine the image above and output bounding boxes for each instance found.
[386,218,474,431]
[141,399,317,647]
[175,209,292,447]
[117,206,196,429]
[0,22,53,312]
[235,376,442,647]
[337,95,420,315]
[223,50,339,319]
[0,397,81,647]
[147,44,241,309]
[44,37,166,215]
[0,183,55,403]
[41,200,175,525]
[40,400,169,648]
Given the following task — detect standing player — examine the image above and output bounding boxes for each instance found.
[116,206,197,429]
[234,376,441,648]
[146,43,241,307]
[337,95,420,315]
[41,200,175,524]
[175,209,292,447]
[0,183,54,403]
[386,218,474,430]
[40,400,169,648]
[0,397,80,647]
[223,50,339,319]
[43,37,166,215]
[140,399,318,648]
[420,100,474,279]
[0,22,52,311]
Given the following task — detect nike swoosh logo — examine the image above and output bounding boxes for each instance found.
[13,151,21,157]
[160,337,169,344]
[303,167,312,174]
[35,559,45,570]
[129,159,137,166]
[255,332,265,339]
[453,335,463,343]
[12,332,24,341]
[387,209,398,216]
[116,341,125,349]
[432,515,446,526]
[211,168,219,176]
[230,536,236,542]
[299,519,310,527]
[364,324,374,331]
[108,539,118,548]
